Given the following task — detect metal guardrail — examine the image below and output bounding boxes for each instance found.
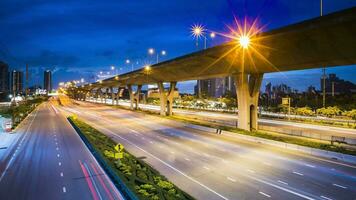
[67,118,138,200]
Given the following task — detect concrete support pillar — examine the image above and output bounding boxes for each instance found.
[110,87,115,105]
[157,81,177,116]
[234,73,263,131]
[95,89,99,102]
[127,85,142,110]
[100,89,104,103]
[104,88,109,104]
[116,87,120,105]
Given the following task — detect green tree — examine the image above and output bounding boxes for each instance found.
[343,109,356,120]
[295,107,314,116]
[317,106,341,117]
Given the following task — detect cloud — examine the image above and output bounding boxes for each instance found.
[25,50,79,67]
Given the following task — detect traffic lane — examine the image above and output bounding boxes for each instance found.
[173,108,356,137]
[76,103,356,174]
[78,115,301,200]
[97,115,354,200]
[0,107,36,181]
[77,100,356,139]
[0,104,63,200]
[64,105,344,199]
[71,104,356,195]
[0,103,122,200]
[52,103,123,200]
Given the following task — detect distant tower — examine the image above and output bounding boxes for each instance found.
[0,61,10,100]
[44,70,52,94]
[11,70,23,95]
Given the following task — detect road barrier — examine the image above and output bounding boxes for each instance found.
[67,117,138,200]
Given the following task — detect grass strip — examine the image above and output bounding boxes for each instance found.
[168,115,356,156]
[68,116,195,200]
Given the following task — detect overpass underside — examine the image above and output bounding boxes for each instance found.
[73,7,356,132]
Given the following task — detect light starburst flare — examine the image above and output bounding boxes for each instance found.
[197,17,278,75]
[190,24,205,39]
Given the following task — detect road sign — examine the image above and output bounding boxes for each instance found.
[282,98,290,105]
[118,152,124,159]
[114,144,124,152]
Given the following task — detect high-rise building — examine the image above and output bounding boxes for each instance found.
[11,70,23,95]
[320,73,356,95]
[0,61,10,100]
[195,76,236,98]
[44,70,52,93]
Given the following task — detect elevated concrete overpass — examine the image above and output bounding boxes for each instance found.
[72,7,356,131]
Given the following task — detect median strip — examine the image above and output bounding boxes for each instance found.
[68,116,195,200]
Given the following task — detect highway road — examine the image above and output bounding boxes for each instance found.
[87,99,356,140]
[0,102,124,200]
[60,101,356,200]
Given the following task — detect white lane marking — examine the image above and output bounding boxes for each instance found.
[56,147,59,151]
[304,164,315,168]
[184,158,190,161]
[222,159,229,164]
[293,171,304,176]
[58,162,62,166]
[130,129,139,134]
[57,154,60,158]
[277,180,288,185]
[0,108,39,183]
[55,142,58,145]
[100,127,228,200]
[262,162,271,166]
[332,183,347,189]
[204,166,210,170]
[60,172,63,177]
[62,187,66,193]
[227,177,236,182]
[249,176,315,200]
[247,169,255,173]
[320,195,333,200]
[259,192,271,198]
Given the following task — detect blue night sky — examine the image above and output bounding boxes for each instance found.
[0,0,355,93]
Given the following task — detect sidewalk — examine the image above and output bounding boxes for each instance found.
[0,132,20,161]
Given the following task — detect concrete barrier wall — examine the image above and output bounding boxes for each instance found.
[184,123,356,165]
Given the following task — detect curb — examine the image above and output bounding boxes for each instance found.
[184,124,356,165]
[67,117,138,200]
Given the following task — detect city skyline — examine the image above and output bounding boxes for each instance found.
[0,0,355,91]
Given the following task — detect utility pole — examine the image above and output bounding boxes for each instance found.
[320,0,326,108]
[322,68,326,108]
[25,63,29,98]
[332,81,335,97]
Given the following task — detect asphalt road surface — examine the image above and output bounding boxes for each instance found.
[59,101,356,200]
[0,103,124,200]
[88,99,356,140]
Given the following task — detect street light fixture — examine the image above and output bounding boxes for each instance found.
[125,59,134,71]
[238,35,250,49]
[148,48,155,55]
[210,32,216,38]
[148,48,166,63]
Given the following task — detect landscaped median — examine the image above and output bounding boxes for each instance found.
[98,101,356,156]
[168,115,356,156]
[0,97,46,130]
[67,116,195,200]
